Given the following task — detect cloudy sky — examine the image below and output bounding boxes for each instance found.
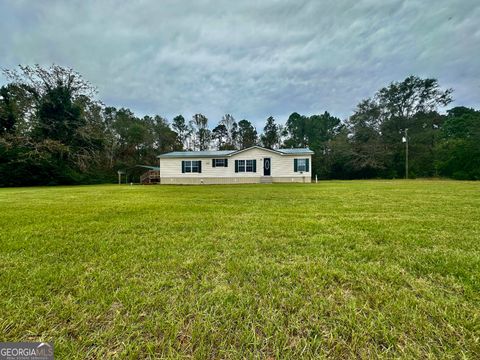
[1,0,479,127]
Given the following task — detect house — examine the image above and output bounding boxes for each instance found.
[157,146,313,184]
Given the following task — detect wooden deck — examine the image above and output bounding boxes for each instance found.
[140,170,160,184]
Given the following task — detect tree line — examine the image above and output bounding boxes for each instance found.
[0,65,478,186]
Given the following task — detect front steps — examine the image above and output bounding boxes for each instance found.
[260,176,273,184]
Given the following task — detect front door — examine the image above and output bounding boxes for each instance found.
[263,158,271,176]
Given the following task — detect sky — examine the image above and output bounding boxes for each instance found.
[1,0,479,128]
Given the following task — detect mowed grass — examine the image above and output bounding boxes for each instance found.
[0,181,479,359]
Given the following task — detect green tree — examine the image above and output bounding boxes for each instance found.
[348,76,453,178]
[377,76,452,119]
[212,123,229,149]
[436,107,480,179]
[219,114,238,149]
[284,112,308,147]
[237,120,257,149]
[171,115,189,150]
[306,112,342,150]
[149,115,182,153]
[261,116,280,149]
[112,108,150,166]
[1,64,103,184]
[0,84,34,135]
[346,100,389,177]
[103,108,180,173]
[4,65,97,142]
[283,111,342,178]
[325,127,355,179]
[191,113,210,150]
[377,76,452,177]
[306,112,342,178]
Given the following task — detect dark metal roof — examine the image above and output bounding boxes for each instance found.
[158,146,313,158]
[158,150,235,158]
[277,148,314,155]
[133,165,160,171]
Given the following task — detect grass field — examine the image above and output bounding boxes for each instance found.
[0,180,479,358]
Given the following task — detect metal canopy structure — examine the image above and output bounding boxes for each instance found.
[133,165,160,171]
[116,165,161,184]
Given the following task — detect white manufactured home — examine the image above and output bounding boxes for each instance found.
[158,146,313,184]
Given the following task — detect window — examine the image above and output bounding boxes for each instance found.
[213,158,228,167]
[191,161,199,173]
[235,159,256,172]
[294,158,309,172]
[182,160,202,173]
[238,160,245,172]
[297,159,307,172]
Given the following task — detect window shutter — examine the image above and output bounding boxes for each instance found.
[294,159,298,172]
[198,161,202,173]
[224,159,228,167]
[182,161,185,173]
[212,159,216,167]
[253,159,257,173]
[235,160,239,173]
[305,158,309,172]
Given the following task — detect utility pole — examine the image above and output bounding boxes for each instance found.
[403,128,409,179]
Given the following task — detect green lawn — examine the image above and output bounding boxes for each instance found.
[0,181,479,358]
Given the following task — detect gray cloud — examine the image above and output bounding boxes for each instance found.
[1,0,479,128]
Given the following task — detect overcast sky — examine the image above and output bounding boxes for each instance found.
[1,0,479,128]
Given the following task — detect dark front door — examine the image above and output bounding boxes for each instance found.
[263,158,271,176]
